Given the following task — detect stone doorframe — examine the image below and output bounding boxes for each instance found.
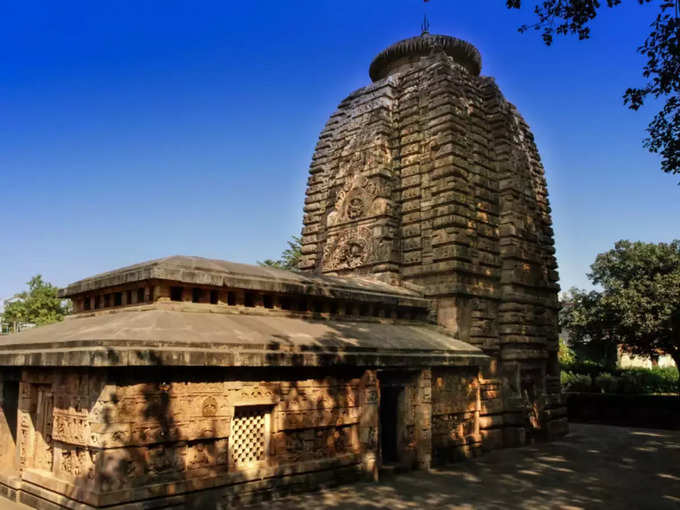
[376,368,432,471]
[16,379,55,475]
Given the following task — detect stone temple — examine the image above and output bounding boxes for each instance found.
[0,31,565,509]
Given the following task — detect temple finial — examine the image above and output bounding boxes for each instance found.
[421,13,430,35]
[421,0,431,35]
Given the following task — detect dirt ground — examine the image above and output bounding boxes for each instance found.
[248,423,680,510]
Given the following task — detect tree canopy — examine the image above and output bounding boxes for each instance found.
[1,275,71,332]
[560,240,680,373]
[257,235,302,271]
[506,0,680,178]
[559,287,619,368]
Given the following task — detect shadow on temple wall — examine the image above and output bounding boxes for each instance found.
[57,316,536,508]
[60,357,367,509]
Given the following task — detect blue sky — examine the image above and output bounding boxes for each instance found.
[1,0,678,300]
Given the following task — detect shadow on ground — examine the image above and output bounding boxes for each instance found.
[246,423,680,510]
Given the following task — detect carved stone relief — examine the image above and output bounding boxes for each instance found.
[275,424,356,464]
[322,226,374,271]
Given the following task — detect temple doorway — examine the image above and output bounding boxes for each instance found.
[379,385,402,465]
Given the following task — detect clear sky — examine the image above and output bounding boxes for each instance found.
[1,0,678,300]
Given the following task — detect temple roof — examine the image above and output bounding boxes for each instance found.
[60,255,426,307]
[369,33,482,81]
[0,309,488,368]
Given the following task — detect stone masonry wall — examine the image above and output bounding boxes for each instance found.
[12,367,378,509]
[299,41,565,443]
[431,367,480,464]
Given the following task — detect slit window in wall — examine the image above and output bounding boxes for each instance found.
[114,292,122,306]
[262,295,273,309]
[230,405,270,469]
[137,288,145,303]
[227,292,236,306]
[210,290,218,304]
[170,286,183,302]
[192,287,202,303]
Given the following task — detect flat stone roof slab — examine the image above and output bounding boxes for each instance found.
[0,309,488,368]
[59,256,427,308]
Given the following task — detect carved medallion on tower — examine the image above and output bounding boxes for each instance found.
[322,226,373,271]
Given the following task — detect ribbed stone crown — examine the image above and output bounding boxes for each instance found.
[369,33,482,81]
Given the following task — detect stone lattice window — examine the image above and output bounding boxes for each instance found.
[230,406,270,467]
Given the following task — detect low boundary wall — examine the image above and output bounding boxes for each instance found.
[567,393,680,429]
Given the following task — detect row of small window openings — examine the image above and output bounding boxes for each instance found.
[83,288,152,311]
[168,286,421,319]
[170,287,221,304]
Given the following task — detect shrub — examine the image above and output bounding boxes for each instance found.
[594,373,619,394]
[561,360,678,394]
[561,359,606,379]
[649,366,679,392]
[619,371,642,394]
[561,371,592,392]
[617,366,678,394]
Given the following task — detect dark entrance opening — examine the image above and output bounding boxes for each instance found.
[380,385,402,464]
[2,380,19,442]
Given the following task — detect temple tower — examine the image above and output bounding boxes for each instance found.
[300,33,563,442]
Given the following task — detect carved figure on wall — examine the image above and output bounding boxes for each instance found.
[146,445,181,475]
[347,196,364,219]
[202,397,217,417]
[520,369,544,433]
[327,176,381,228]
[366,426,377,449]
[322,227,374,271]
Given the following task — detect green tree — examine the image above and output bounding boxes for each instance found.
[558,336,576,365]
[258,235,302,271]
[591,240,680,370]
[1,275,71,331]
[559,287,619,369]
[561,241,680,384]
[506,0,680,178]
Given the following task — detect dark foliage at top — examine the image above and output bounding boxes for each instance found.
[507,0,680,178]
